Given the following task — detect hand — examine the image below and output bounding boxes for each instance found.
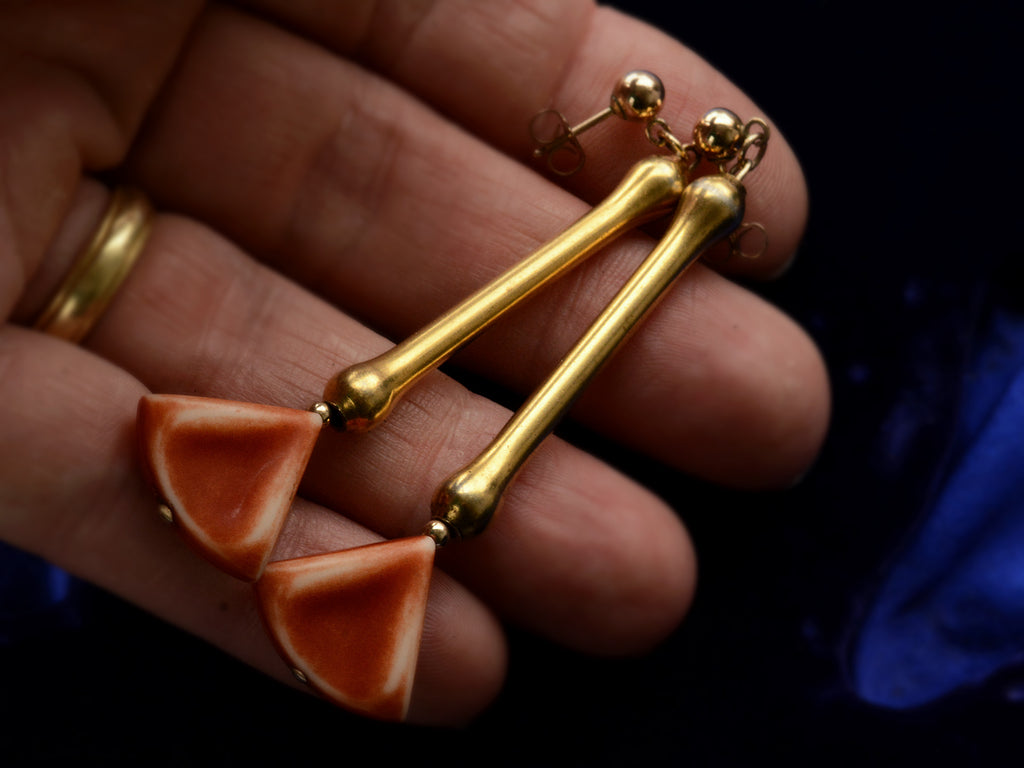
[0,0,827,724]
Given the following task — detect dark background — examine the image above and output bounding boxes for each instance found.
[3,2,1021,765]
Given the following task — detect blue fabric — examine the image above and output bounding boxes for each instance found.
[850,307,1024,707]
[0,541,79,643]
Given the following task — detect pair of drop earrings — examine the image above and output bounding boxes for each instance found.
[137,71,770,721]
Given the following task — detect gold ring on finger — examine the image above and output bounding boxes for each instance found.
[33,185,153,343]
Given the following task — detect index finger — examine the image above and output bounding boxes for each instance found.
[241,0,807,278]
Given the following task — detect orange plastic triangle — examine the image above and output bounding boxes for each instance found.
[137,394,322,581]
[254,536,436,721]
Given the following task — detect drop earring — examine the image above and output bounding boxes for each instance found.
[136,71,769,720]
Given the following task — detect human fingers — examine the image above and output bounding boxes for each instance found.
[127,4,827,488]
[79,187,696,655]
[4,0,695,721]
[0,323,508,725]
[15,176,695,666]
[0,1,507,711]
[0,0,202,317]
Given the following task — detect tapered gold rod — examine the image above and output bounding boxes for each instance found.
[322,155,685,431]
[431,174,746,540]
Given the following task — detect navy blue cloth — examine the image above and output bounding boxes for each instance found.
[851,307,1024,707]
[0,541,79,644]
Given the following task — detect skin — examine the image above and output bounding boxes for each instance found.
[0,0,827,725]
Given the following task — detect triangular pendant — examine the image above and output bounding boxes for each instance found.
[254,535,436,721]
[137,394,323,581]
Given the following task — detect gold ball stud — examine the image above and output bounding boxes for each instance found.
[693,108,745,161]
[610,70,665,121]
